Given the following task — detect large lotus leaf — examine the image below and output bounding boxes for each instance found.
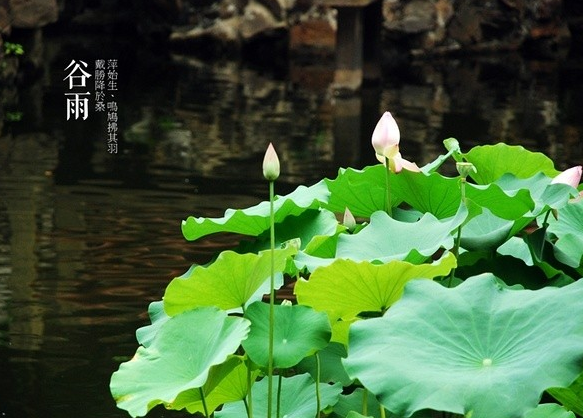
[164,246,295,316]
[524,404,576,418]
[296,342,353,386]
[390,170,461,219]
[242,301,331,369]
[294,207,466,271]
[215,373,342,418]
[165,355,256,414]
[336,207,467,263]
[325,165,386,218]
[181,180,329,241]
[295,253,456,321]
[459,207,514,251]
[464,143,558,184]
[546,199,583,268]
[110,307,250,417]
[135,301,169,347]
[548,372,583,416]
[344,274,583,418]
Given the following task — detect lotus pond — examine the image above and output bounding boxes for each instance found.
[110,113,583,418]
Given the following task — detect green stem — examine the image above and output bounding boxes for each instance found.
[385,157,392,216]
[315,353,321,418]
[448,178,467,287]
[246,356,253,418]
[199,387,210,418]
[380,404,386,418]
[267,180,276,418]
[362,389,368,416]
[277,373,283,418]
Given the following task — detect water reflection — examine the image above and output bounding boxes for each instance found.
[0,33,582,418]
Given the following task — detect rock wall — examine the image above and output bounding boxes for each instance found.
[168,0,580,58]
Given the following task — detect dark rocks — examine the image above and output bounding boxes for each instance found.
[9,0,58,28]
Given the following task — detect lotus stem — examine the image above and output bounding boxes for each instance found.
[199,387,210,418]
[362,389,368,416]
[277,373,282,418]
[246,356,253,418]
[449,177,467,287]
[315,353,321,418]
[380,405,386,418]
[268,179,276,418]
[385,156,392,216]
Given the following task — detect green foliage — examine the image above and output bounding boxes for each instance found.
[110,141,583,418]
[110,307,250,417]
[216,373,342,418]
[242,301,331,368]
[344,275,583,418]
[3,42,24,56]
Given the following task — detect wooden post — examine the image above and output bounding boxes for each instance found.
[321,0,382,91]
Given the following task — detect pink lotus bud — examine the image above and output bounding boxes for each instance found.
[551,166,582,188]
[372,112,400,160]
[262,142,280,181]
[343,207,356,231]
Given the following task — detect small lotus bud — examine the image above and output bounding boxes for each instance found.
[262,143,280,181]
[281,299,293,307]
[456,162,477,179]
[343,207,356,232]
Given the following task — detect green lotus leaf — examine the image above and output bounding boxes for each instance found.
[242,301,331,369]
[181,180,329,241]
[336,206,467,263]
[330,388,381,418]
[164,246,296,316]
[135,301,169,347]
[236,209,340,253]
[464,143,558,184]
[344,274,583,418]
[346,412,374,418]
[548,372,583,416]
[165,355,255,414]
[494,173,574,217]
[216,373,342,418]
[110,307,250,417]
[459,207,513,251]
[547,199,583,268]
[295,206,466,271]
[295,253,456,321]
[296,342,353,386]
[390,170,461,219]
[325,165,385,218]
[523,404,576,418]
[465,181,534,221]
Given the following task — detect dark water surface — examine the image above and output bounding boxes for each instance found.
[0,33,582,417]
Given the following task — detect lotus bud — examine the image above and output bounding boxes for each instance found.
[551,166,582,189]
[456,162,477,179]
[372,112,400,160]
[281,299,293,307]
[262,142,280,181]
[343,207,356,232]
